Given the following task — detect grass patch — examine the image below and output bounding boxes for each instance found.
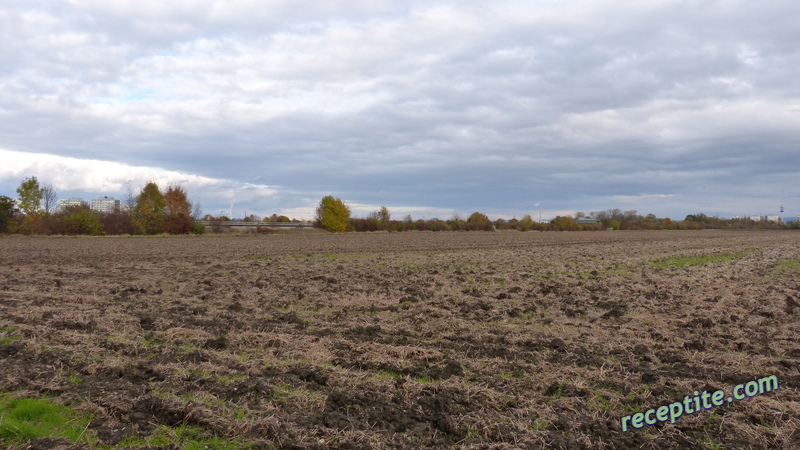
[0,325,20,346]
[0,335,20,346]
[651,251,749,269]
[0,395,94,445]
[377,369,403,380]
[775,258,800,271]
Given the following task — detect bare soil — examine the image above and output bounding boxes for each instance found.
[1,230,799,449]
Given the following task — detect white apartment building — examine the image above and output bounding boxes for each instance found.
[89,196,122,214]
[59,197,86,209]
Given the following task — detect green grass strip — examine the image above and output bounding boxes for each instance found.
[775,258,800,271]
[651,252,749,269]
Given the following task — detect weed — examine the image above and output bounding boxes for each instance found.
[66,371,82,386]
[140,336,161,349]
[590,392,613,411]
[247,255,272,261]
[214,373,248,385]
[0,335,20,346]
[269,384,291,403]
[377,370,403,380]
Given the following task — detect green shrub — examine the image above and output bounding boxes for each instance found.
[315,196,351,232]
[191,223,207,235]
[60,205,102,235]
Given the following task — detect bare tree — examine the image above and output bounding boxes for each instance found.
[191,197,202,220]
[40,182,58,235]
[41,183,58,216]
[124,180,137,216]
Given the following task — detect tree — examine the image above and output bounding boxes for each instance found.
[550,216,580,231]
[519,214,534,231]
[163,184,193,234]
[624,210,639,221]
[448,213,465,231]
[0,196,17,233]
[315,195,351,232]
[191,197,202,220]
[41,183,58,216]
[366,206,391,231]
[466,212,493,231]
[377,206,390,230]
[123,180,137,216]
[39,183,58,234]
[132,182,166,234]
[16,176,43,215]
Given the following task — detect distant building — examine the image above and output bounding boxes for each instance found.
[59,197,86,209]
[90,196,122,214]
[766,215,780,222]
[749,215,762,222]
[577,217,599,224]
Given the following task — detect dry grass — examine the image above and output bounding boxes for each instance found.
[0,230,799,448]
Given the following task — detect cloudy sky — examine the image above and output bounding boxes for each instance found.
[1,0,798,221]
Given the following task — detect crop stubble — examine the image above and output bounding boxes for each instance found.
[1,230,799,448]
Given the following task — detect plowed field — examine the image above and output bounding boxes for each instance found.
[1,230,799,449]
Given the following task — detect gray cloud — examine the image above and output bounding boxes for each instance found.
[1,0,798,220]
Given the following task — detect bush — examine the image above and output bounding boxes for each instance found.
[60,205,102,235]
[550,216,581,231]
[427,218,450,231]
[99,213,133,235]
[15,212,44,235]
[163,215,194,234]
[191,223,207,235]
[465,212,493,231]
[315,196,351,232]
[0,196,17,233]
[518,215,534,231]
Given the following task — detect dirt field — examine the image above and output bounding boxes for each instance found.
[1,230,799,449]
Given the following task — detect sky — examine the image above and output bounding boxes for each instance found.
[1,0,799,221]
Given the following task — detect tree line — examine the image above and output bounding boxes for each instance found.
[313,197,792,233]
[1,182,792,235]
[0,177,203,235]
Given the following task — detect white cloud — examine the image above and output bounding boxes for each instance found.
[0,148,223,193]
